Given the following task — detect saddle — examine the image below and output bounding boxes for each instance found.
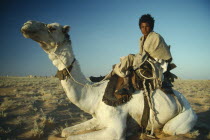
[102,61,176,130]
[102,61,176,106]
[102,72,152,107]
[102,68,152,129]
[102,72,140,107]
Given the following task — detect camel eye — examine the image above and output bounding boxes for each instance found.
[48,26,56,32]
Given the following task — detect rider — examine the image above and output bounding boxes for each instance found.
[113,14,176,94]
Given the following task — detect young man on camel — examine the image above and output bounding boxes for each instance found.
[112,14,177,95]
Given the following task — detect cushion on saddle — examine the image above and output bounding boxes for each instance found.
[102,73,151,129]
[102,61,176,107]
[102,75,133,106]
[102,71,145,106]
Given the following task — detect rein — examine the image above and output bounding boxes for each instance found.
[53,51,87,87]
[54,51,109,87]
[47,29,88,87]
[48,30,109,87]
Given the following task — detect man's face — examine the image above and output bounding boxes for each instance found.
[140,22,152,37]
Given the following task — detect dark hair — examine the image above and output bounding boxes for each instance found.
[139,14,155,30]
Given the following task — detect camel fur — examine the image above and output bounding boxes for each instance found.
[21,20,197,140]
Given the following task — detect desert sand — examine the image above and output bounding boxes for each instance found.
[0,76,209,140]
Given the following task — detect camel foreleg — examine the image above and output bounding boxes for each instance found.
[61,118,101,137]
[66,127,125,140]
[66,114,128,140]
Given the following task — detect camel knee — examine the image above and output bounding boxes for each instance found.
[61,126,81,137]
[65,127,126,140]
[61,127,72,137]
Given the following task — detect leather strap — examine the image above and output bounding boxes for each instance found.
[55,58,76,80]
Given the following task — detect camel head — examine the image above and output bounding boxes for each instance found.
[21,20,70,53]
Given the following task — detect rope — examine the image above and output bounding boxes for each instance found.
[143,79,155,136]
[52,44,109,87]
[90,71,113,86]
[53,51,87,87]
[49,31,155,88]
[47,29,89,87]
[140,60,161,136]
[52,38,160,137]
[138,60,156,80]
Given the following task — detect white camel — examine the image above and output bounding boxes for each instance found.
[21,20,197,140]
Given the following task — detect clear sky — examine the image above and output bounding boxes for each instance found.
[0,0,210,79]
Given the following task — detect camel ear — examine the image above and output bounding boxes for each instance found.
[63,25,70,33]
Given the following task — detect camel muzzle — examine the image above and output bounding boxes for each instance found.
[21,20,47,37]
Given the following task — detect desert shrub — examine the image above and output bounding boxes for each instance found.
[51,126,64,136]
[31,120,44,138]
[0,127,11,135]
[15,116,25,126]
[46,117,55,125]
[0,111,8,118]
[0,98,14,111]
[207,132,210,139]
[185,130,200,138]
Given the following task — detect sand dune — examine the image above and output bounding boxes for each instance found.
[0,77,209,139]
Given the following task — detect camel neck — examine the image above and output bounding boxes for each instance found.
[47,42,93,109]
[48,42,89,84]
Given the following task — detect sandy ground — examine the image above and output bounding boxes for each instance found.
[0,77,209,140]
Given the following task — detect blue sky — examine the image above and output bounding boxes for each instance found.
[0,0,209,79]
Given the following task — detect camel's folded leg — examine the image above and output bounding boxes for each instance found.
[66,127,126,140]
[65,113,128,140]
[61,118,101,137]
[163,90,197,135]
[163,107,197,135]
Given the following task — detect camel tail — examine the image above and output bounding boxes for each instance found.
[162,90,197,135]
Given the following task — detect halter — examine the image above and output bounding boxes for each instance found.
[47,28,109,87]
[55,58,76,80]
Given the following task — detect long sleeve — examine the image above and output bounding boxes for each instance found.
[141,32,172,61]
